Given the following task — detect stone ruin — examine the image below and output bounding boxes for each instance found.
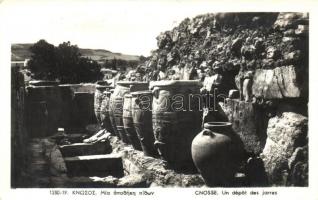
[11,12,308,188]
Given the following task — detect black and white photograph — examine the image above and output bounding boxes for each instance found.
[1,0,318,199]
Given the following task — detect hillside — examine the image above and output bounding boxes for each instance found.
[141,12,308,97]
[11,43,140,62]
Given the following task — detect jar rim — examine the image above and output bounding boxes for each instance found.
[204,122,232,128]
[130,90,152,96]
[149,80,202,89]
[29,80,59,86]
[124,93,133,98]
[117,81,148,86]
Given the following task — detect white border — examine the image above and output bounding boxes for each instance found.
[1,1,318,200]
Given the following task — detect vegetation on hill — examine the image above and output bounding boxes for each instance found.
[27,40,103,83]
[13,40,144,83]
[11,43,140,62]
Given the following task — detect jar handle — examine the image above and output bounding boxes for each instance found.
[202,129,215,137]
[135,98,140,105]
[152,87,159,99]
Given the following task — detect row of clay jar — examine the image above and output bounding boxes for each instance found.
[95,80,244,187]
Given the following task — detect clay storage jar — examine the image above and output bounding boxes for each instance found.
[109,81,149,143]
[94,81,112,127]
[131,91,158,157]
[191,122,239,187]
[100,91,115,134]
[123,93,142,150]
[150,80,202,169]
[109,89,120,137]
[26,80,62,137]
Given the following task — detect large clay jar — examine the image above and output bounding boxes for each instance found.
[100,91,115,134]
[94,81,112,126]
[150,80,202,169]
[131,91,158,157]
[109,81,149,143]
[26,80,62,137]
[123,93,142,150]
[109,89,120,138]
[191,122,239,187]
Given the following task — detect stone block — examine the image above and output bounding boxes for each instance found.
[59,83,96,94]
[252,65,302,99]
[220,99,268,154]
[71,176,119,188]
[117,174,149,188]
[108,136,205,187]
[59,141,112,157]
[266,112,307,155]
[261,112,308,185]
[64,154,124,178]
[58,133,89,144]
[50,175,119,188]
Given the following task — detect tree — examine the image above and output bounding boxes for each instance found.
[55,41,82,83]
[28,40,57,80]
[27,40,103,83]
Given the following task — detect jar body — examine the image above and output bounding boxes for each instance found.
[131,91,158,157]
[123,94,142,150]
[109,82,148,143]
[191,122,238,187]
[151,80,202,169]
[100,91,114,134]
[94,85,107,125]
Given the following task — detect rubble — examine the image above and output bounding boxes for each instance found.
[139,12,308,101]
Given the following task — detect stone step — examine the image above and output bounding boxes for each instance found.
[64,154,124,178]
[49,174,149,188]
[59,141,112,157]
[232,173,248,187]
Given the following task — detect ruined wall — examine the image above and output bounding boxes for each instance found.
[139,12,309,186]
[141,12,308,95]
[11,67,28,187]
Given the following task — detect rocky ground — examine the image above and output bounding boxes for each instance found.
[19,136,206,188]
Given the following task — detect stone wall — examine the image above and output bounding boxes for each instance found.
[59,83,96,94]
[11,67,28,187]
[220,99,268,155]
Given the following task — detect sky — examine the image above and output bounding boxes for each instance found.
[0,0,315,57]
[0,0,316,56]
[0,0,228,56]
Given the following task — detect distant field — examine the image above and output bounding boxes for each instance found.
[11,43,140,62]
[11,44,33,61]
